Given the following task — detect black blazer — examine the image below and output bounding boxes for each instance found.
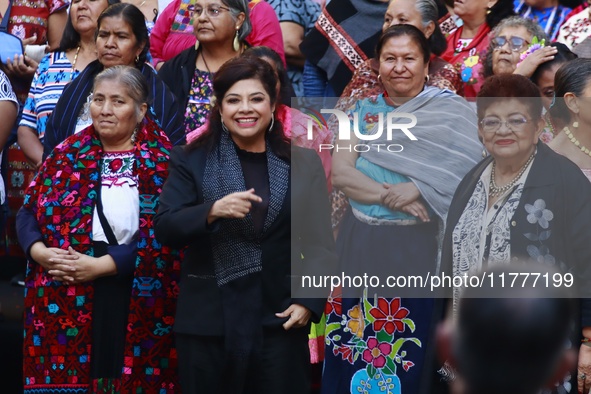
[154,144,337,336]
[441,142,591,324]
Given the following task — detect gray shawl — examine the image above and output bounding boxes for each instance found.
[361,86,482,221]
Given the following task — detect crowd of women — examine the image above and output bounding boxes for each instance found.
[2,0,591,392]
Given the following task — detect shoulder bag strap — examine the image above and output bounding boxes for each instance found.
[95,185,119,246]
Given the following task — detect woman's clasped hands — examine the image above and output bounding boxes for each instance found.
[381,182,430,222]
[30,242,117,284]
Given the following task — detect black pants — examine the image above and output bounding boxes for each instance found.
[176,326,311,394]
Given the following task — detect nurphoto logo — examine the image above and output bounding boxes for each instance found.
[305,108,419,152]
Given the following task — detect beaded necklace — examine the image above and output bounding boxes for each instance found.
[564,125,591,157]
[489,151,535,198]
[70,45,80,81]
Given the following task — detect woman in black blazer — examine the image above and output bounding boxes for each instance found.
[154,55,336,394]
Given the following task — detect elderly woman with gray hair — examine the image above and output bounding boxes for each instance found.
[159,0,254,135]
[483,16,558,79]
[17,65,181,392]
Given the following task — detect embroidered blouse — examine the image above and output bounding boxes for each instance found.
[556,7,591,49]
[184,67,213,134]
[92,151,139,245]
[452,159,534,274]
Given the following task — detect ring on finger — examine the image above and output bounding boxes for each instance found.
[579,372,586,380]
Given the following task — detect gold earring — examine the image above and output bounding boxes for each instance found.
[233,29,240,52]
[486,6,491,14]
[195,40,200,51]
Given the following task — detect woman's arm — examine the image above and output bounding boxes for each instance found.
[17,206,78,270]
[18,126,44,168]
[150,0,178,68]
[154,146,218,248]
[47,8,68,51]
[280,22,305,68]
[0,99,17,153]
[331,133,384,205]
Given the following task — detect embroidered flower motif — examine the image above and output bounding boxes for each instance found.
[402,360,415,372]
[526,244,556,265]
[333,344,354,364]
[362,337,392,368]
[346,304,365,338]
[108,158,124,172]
[369,298,409,334]
[325,296,342,316]
[525,199,554,229]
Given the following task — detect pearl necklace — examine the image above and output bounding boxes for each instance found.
[564,126,591,157]
[489,152,535,198]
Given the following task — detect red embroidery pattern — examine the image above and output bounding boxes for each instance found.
[22,119,181,393]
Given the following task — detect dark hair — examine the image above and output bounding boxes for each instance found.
[549,58,591,124]
[531,43,577,86]
[376,24,431,64]
[483,16,548,78]
[93,65,150,119]
[221,0,252,41]
[58,0,121,52]
[243,46,292,106]
[486,0,516,30]
[96,3,150,65]
[456,266,574,394]
[477,74,543,122]
[415,0,447,56]
[188,56,289,160]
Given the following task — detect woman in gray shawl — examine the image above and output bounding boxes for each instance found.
[321,24,482,394]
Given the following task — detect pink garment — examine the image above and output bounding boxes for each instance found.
[150,0,285,66]
[185,104,333,190]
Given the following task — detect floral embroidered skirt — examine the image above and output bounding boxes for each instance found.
[321,211,439,394]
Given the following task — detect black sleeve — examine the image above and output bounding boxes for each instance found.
[43,112,60,160]
[292,148,338,322]
[16,206,43,260]
[154,146,219,248]
[107,243,138,278]
[563,163,591,327]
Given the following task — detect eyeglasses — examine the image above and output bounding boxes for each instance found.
[193,4,231,18]
[479,115,531,133]
[491,36,530,52]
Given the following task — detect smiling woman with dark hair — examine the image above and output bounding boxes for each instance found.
[154,55,336,394]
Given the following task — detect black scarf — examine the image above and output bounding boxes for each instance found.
[202,130,289,392]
